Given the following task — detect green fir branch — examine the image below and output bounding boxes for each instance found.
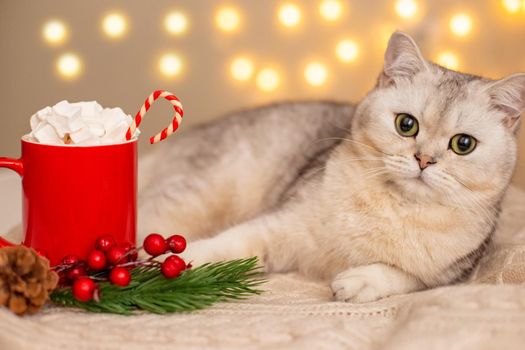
[50,257,265,315]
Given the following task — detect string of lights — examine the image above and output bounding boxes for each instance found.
[43,0,525,90]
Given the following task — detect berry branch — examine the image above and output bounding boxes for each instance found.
[48,233,265,314]
[50,257,264,314]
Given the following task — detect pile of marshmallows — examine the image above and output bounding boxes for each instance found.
[28,101,139,145]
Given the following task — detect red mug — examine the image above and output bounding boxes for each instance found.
[0,136,137,265]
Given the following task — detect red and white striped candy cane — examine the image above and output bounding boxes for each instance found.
[126,90,184,144]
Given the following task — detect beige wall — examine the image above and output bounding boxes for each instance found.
[0,0,524,189]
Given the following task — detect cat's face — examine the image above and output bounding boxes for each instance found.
[350,32,525,205]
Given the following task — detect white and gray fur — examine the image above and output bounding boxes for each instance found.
[139,32,525,302]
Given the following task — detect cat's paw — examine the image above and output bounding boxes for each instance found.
[331,267,387,303]
[331,264,421,303]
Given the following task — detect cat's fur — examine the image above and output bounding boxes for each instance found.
[138,32,525,302]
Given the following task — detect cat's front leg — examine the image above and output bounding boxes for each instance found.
[181,213,295,273]
[182,228,267,269]
[331,263,424,303]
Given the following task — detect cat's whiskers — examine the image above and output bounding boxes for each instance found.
[452,191,496,227]
[309,157,384,178]
[361,166,389,177]
[459,190,497,223]
[442,191,491,229]
[432,170,492,212]
[439,180,497,226]
[382,156,418,178]
[344,167,391,195]
[439,189,467,212]
[344,168,391,198]
[441,169,499,216]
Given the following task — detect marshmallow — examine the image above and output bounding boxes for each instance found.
[70,127,100,145]
[87,121,106,137]
[33,124,64,145]
[30,114,41,131]
[27,100,138,145]
[53,100,82,119]
[46,114,71,138]
[68,115,84,133]
[104,120,130,142]
[71,101,103,118]
[36,106,52,120]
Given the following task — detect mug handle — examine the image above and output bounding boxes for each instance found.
[0,157,24,248]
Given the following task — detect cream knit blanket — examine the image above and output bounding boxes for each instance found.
[1,187,525,350]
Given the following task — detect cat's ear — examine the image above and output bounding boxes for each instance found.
[378,31,429,87]
[485,73,525,131]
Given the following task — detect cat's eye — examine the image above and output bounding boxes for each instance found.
[395,113,419,137]
[449,134,477,155]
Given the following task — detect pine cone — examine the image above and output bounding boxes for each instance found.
[0,246,59,315]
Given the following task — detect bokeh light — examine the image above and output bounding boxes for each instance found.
[256,68,280,92]
[102,13,128,39]
[436,51,460,70]
[502,0,522,13]
[43,20,67,45]
[159,53,183,78]
[336,39,359,63]
[215,6,241,32]
[319,0,343,22]
[278,3,302,27]
[230,57,255,81]
[304,62,328,86]
[165,11,188,35]
[449,13,473,37]
[56,53,82,79]
[395,0,418,19]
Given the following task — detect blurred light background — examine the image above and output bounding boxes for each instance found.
[0,0,525,189]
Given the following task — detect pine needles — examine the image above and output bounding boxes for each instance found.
[50,257,265,315]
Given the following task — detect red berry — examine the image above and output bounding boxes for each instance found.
[87,250,107,271]
[166,234,187,254]
[66,264,87,281]
[143,233,168,257]
[62,254,80,266]
[72,277,97,302]
[96,235,116,252]
[120,242,138,261]
[166,255,186,270]
[161,255,186,278]
[106,246,128,265]
[161,261,182,278]
[109,267,131,287]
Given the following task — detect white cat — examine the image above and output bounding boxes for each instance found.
[138,32,525,302]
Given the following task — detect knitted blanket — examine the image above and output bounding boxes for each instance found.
[1,185,525,350]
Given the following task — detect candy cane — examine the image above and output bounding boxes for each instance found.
[126,90,184,144]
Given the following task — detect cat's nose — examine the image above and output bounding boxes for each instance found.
[414,153,436,170]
